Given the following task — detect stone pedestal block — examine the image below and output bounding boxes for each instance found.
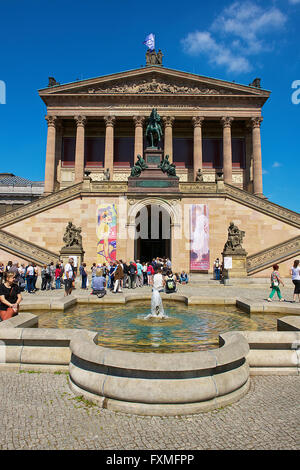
[60,246,85,269]
[128,148,179,193]
[222,253,248,278]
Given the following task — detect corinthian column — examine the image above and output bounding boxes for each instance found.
[104,116,116,177]
[192,116,204,180]
[221,117,234,184]
[74,115,87,184]
[133,116,144,158]
[163,116,175,162]
[44,115,57,195]
[251,117,263,196]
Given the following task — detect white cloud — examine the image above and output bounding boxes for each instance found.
[182,31,251,73]
[262,169,269,175]
[181,1,287,74]
[289,0,300,4]
[272,162,282,168]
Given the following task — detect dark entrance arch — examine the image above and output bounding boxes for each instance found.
[134,205,171,262]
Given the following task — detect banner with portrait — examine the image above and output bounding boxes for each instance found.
[96,204,117,264]
[190,204,209,271]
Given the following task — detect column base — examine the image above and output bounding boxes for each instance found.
[254,192,266,199]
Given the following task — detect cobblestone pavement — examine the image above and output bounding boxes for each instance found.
[0,372,299,450]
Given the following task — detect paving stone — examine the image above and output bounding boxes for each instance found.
[0,372,298,450]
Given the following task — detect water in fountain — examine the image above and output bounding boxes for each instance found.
[144,288,168,320]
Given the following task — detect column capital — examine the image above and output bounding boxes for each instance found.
[163,116,175,127]
[45,115,57,127]
[250,117,263,128]
[221,116,234,128]
[133,116,145,127]
[74,115,86,127]
[104,116,116,127]
[192,116,204,128]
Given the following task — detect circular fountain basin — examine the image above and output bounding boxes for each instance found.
[38,301,284,353]
[30,301,292,416]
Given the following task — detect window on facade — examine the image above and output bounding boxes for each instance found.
[202,139,223,168]
[173,138,193,167]
[114,137,134,167]
[84,137,105,167]
[62,137,75,167]
[232,138,246,168]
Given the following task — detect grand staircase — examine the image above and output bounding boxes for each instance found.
[0,180,299,270]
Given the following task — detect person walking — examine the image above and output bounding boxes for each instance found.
[113,261,124,293]
[267,264,285,302]
[290,259,300,302]
[0,272,22,321]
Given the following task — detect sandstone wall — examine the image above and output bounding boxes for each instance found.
[1,195,299,277]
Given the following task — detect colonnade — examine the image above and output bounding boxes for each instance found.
[44,115,264,196]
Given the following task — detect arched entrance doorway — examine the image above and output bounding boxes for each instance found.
[134,204,171,262]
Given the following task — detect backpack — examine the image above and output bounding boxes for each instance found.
[166,278,175,291]
[130,264,136,275]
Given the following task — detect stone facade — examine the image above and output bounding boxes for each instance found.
[39,66,269,194]
[2,195,299,277]
[0,65,298,277]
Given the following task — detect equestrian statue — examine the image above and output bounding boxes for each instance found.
[145,108,163,148]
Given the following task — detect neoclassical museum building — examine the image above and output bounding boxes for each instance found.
[0,58,299,276]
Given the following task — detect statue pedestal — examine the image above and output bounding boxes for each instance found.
[222,252,248,278]
[128,148,179,193]
[144,148,163,167]
[60,246,85,270]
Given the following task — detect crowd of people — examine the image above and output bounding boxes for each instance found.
[0,257,299,321]
[82,257,189,298]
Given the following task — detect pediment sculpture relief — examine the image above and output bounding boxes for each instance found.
[89,78,235,95]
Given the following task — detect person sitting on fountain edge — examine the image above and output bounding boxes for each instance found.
[165,271,177,294]
[91,269,106,298]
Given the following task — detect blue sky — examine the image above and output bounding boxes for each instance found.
[0,0,299,212]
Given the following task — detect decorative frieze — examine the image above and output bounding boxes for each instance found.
[0,229,59,265]
[93,78,236,95]
[247,236,300,273]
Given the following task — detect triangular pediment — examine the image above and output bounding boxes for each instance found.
[39,67,270,98]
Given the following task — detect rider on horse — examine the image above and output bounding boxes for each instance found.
[145,108,163,148]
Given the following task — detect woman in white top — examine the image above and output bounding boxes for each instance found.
[290,259,300,302]
[153,269,165,292]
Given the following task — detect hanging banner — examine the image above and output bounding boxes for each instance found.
[190,204,209,271]
[96,204,117,264]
